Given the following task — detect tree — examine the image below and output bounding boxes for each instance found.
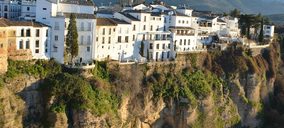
[230,9,241,18]
[66,13,78,63]
[140,41,144,57]
[258,18,264,43]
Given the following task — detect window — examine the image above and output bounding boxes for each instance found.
[102,28,105,35]
[19,40,23,49]
[26,40,30,49]
[21,29,24,37]
[43,8,47,10]
[26,29,31,37]
[150,43,153,49]
[4,13,7,18]
[133,35,135,41]
[125,36,129,43]
[27,7,30,11]
[102,37,105,44]
[36,29,40,37]
[0,43,3,48]
[150,25,153,31]
[118,36,121,43]
[4,6,7,11]
[46,30,48,37]
[80,36,84,44]
[188,39,190,45]
[180,39,182,45]
[109,28,111,35]
[144,16,146,22]
[162,44,165,49]
[96,37,98,41]
[35,49,39,53]
[54,22,59,30]
[35,40,39,48]
[88,22,91,31]
[87,47,90,52]
[87,36,91,44]
[55,35,58,41]
[108,37,111,44]
[156,44,159,49]
[184,39,186,45]
[80,22,84,31]
[133,25,136,31]
[143,25,146,30]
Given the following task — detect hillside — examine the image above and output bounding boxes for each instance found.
[94,0,284,15]
[0,42,283,127]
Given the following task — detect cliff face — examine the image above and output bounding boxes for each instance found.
[0,43,281,128]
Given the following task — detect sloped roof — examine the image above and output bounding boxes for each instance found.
[118,12,139,21]
[0,18,49,27]
[96,18,117,26]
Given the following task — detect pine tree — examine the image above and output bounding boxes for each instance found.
[140,41,144,57]
[258,18,264,43]
[66,13,78,63]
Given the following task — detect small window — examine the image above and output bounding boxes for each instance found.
[26,40,30,49]
[150,43,153,49]
[156,44,159,49]
[102,28,105,35]
[43,8,47,10]
[19,40,23,49]
[125,36,129,43]
[55,35,58,41]
[21,29,24,37]
[46,30,48,37]
[109,28,111,35]
[118,36,121,43]
[35,49,39,53]
[133,35,135,41]
[27,7,30,11]
[36,29,40,37]
[35,40,39,48]
[108,37,111,44]
[26,29,31,37]
[102,37,105,44]
[87,47,90,52]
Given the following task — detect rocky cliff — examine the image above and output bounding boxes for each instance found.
[0,43,281,128]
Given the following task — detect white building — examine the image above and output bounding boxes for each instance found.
[20,0,36,21]
[36,0,96,64]
[0,0,21,19]
[263,25,274,38]
[144,32,173,61]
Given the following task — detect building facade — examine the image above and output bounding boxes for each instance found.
[0,0,21,19]
[36,0,96,64]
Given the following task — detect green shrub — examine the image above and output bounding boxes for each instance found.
[92,61,109,80]
[5,59,61,79]
[41,73,118,116]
